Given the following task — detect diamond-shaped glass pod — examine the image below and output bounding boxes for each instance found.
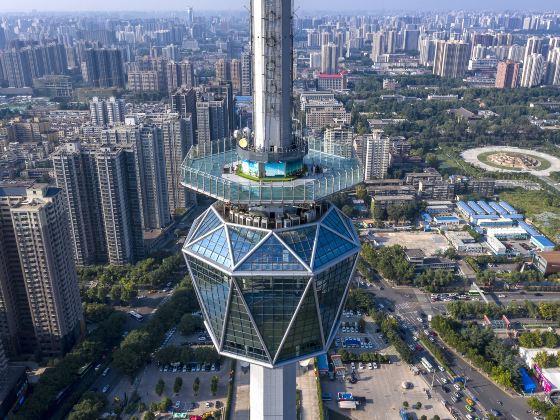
[183,204,360,368]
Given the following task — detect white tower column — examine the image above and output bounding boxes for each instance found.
[250,363,296,420]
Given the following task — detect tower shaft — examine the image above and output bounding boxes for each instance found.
[252,0,293,154]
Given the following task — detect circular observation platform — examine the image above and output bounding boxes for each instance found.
[180,137,363,206]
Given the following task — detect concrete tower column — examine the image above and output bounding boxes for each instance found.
[250,363,296,420]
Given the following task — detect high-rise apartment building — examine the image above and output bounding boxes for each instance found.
[196,93,228,144]
[419,36,437,66]
[495,60,521,88]
[363,132,391,180]
[89,96,126,126]
[546,47,560,86]
[241,51,252,96]
[0,184,36,354]
[370,32,385,62]
[520,53,545,87]
[95,145,145,265]
[0,49,33,88]
[9,185,83,356]
[0,340,7,374]
[171,86,197,131]
[84,48,125,88]
[433,40,470,78]
[149,114,195,213]
[386,30,397,54]
[230,58,242,95]
[52,143,107,266]
[166,60,195,93]
[127,70,159,92]
[324,124,354,158]
[402,26,420,52]
[321,42,338,74]
[215,58,231,83]
[524,36,544,63]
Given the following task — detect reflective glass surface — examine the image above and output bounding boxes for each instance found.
[238,235,307,272]
[276,285,323,362]
[314,255,356,342]
[188,227,233,268]
[276,226,316,266]
[313,227,355,270]
[191,208,222,241]
[237,276,309,356]
[228,226,267,265]
[322,208,353,242]
[187,255,230,340]
[222,284,269,362]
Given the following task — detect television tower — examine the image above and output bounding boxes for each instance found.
[181,0,362,418]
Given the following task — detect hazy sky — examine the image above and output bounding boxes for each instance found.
[0,0,558,12]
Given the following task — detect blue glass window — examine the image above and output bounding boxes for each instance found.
[191,208,222,241]
[223,283,269,362]
[276,285,323,362]
[186,255,230,340]
[238,235,307,272]
[238,276,309,356]
[313,227,355,270]
[228,226,267,265]
[314,255,355,342]
[188,227,233,268]
[276,226,316,266]
[322,208,353,241]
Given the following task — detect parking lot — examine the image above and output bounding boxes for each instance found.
[134,358,232,417]
[333,311,389,353]
[321,361,448,419]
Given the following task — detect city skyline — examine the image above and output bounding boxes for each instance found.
[1,0,560,12]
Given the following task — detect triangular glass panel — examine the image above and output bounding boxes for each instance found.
[314,255,356,342]
[276,226,316,266]
[228,226,267,265]
[276,284,323,363]
[191,208,222,242]
[322,208,353,241]
[222,282,269,363]
[238,235,307,271]
[313,227,356,270]
[237,276,309,356]
[188,227,233,268]
[186,255,230,340]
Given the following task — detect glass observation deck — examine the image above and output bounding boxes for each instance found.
[180,137,363,205]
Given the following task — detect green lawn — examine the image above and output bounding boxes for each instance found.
[499,189,560,241]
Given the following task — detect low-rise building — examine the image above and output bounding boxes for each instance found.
[534,251,560,275]
[372,194,416,211]
[445,231,484,254]
[486,227,529,240]
[404,249,456,271]
[486,236,507,255]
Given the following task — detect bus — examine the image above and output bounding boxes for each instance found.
[128,310,144,321]
[421,357,434,372]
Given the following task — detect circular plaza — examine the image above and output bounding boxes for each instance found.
[461,146,560,176]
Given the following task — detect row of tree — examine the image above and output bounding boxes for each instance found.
[447,300,560,322]
[518,330,560,349]
[112,283,200,377]
[360,244,415,285]
[154,345,221,367]
[337,350,390,364]
[79,253,184,304]
[430,316,521,390]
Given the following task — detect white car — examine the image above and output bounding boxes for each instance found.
[373,362,378,369]
[368,363,373,370]
[438,365,445,372]
[453,383,461,391]
[102,385,110,393]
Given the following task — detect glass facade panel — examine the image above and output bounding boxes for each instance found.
[188,227,233,268]
[238,235,307,272]
[322,208,353,241]
[223,283,269,362]
[313,227,355,270]
[191,208,222,241]
[276,227,316,266]
[276,285,323,362]
[186,255,230,340]
[228,226,267,265]
[237,276,309,356]
[314,255,356,342]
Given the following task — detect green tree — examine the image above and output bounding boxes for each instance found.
[177,314,203,336]
[159,397,172,412]
[211,375,219,396]
[193,377,200,396]
[403,401,409,408]
[155,378,165,396]
[173,377,183,394]
[68,392,107,420]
